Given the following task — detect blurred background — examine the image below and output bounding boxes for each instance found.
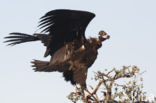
[0,0,156,103]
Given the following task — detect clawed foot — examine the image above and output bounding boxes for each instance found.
[74,85,83,95]
[74,85,94,103]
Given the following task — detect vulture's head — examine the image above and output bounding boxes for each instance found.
[98,30,110,41]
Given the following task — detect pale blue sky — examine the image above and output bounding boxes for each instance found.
[0,0,156,103]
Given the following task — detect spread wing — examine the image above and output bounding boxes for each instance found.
[39,9,95,56]
[4,9,95,58]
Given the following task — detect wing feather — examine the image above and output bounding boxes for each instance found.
[38,9,95,56]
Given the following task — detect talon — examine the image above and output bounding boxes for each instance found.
[74,85,82,95]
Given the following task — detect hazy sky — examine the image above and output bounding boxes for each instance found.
[0,0,156,103]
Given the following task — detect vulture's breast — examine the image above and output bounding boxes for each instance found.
[79,46,98,68]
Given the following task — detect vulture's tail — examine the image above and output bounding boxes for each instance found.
[31,60,69,72]
[31,60,50,72]
[4,32,39,46]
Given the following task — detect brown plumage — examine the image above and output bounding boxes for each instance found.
[32,31,109,89]
[4,9,110,89]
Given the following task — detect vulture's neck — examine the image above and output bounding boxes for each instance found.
[87,37,106,49]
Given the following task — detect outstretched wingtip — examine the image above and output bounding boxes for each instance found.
[4,32,39,46]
